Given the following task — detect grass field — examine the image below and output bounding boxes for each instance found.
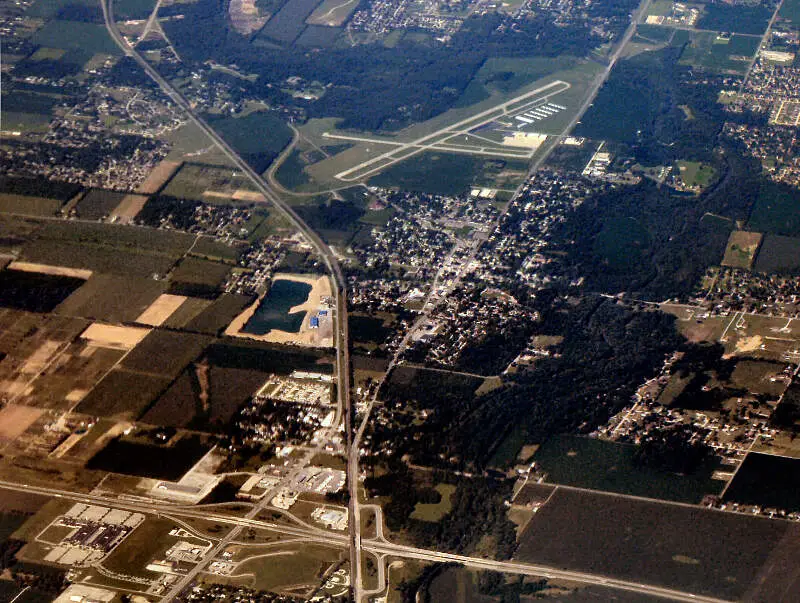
[675,160,716,189]
[102,517,187,578]
[516,488,792,600]
[205,112,292,172]
[191,237,246,263]
[162,163,259,202]
[721,230,762,269]
[634,23,676,44]
[306,0,358,26]
[533,435,722,503]
[368,153,526,196]
[729,359,788,397]
[754,234,800,274]
[410,484,456,522]
[113,0,158,19]
[274,149,312,190]
[0,111,53,134]
[233,544,341,591]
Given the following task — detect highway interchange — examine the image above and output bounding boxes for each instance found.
[56,0,732,601]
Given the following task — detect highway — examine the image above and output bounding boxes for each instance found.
[0,480,733,603]
[98,0,360,598]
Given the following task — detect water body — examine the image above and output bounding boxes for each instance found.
[242,279,311,335]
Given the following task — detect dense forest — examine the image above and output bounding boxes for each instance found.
[546,145,762,300]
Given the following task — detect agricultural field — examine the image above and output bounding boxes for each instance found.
[256,0,324,45]
[74,189,128,220]
[10,341,125,411]
[30,20,122,56]
[697,3,773,36]
[778,0,800,29]
[679,32,760,74]
[161,296,213,328]
[532,435,722,503]
[724,453,800,512]
[753,234,800,274]
[55,274,167,323]
[0,193,65,216]
[720,230,762,269]
[203,340,333,375]
[168,257,232,297]
[516,488,793,600]
[184,293,255,335]
[86,433,211,480]
[75,369,172,418]
[141,364,269,429]
[296,26,343,48]
[121,329,213,379]
[0,269,85,313]
[20,220,195,278]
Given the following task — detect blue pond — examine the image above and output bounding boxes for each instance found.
[242,279,312,335]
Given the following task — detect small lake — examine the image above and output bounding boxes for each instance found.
[242,279,311,335]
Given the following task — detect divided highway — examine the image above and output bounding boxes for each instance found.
[98,0,360,597]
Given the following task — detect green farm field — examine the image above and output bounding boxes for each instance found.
[533,435,722,503]
[31,20,122,55]
[162,163,259,202]
[516,488,795,600]
[679,32,760,74]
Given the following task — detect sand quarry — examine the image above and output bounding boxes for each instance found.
[226,274,334,347]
